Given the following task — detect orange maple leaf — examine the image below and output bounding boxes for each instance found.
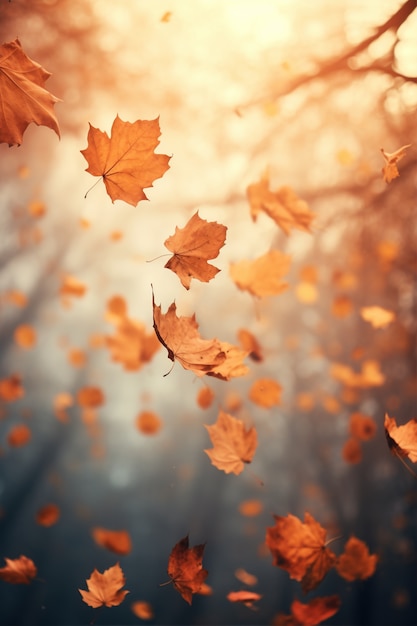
[0,39,60,146]
[249,378,282,408]
[164,211,227,289]
[152,293,226,377]
[336,536,377,582]
[247,172,314,235]
[81,115,170,206]
[380,144,411,183]
[79,563,129,608]
[166,535,208,605]
[105,308,160,371]
[204,410,257,475]
[237,328,263,362]
[266,512,336,593]
[384,413,417,463]
[0,555,37,584]
[91,528,132,555]
[230,250,291,297]
[206,342,250,381]
[290,595,341,626]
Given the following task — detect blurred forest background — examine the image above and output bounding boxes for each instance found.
[0,0,416,624]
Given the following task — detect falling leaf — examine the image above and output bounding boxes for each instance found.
[360,306,395,328]
[238,499,263,517]
[227,590,262,606]
[207,342,250,381]
[7,424,31,447]
[81,115,170,206]
[196,386,215,409]
[36,504,60,527]
[59,275,86,300]
[106,313,160,371]
[79,562,129,608]
[342,437,362,464]
[76,386,105,408]
[237,329,263,362]
[234,568,258,586]
[336,537,378,581]
[330,360,385,388]
[92,528,132,555]
[266,512,336,593]
[349,412,377,441]
[380,144,411,183]
[161,11,172,22]
[0,374,24,402]
[384,414,417,463]
[152,294,226,377]
[247,172,315,235]
[204,410,257,475]
[0,555,37,584]
[131,600,154,620]
[167,535,208,605]
[290,595,341,626]
[136,410,162,435]
[230,250,291,298]
[164,211,227,289]
[0,39,60,146]
[249,378,282,408]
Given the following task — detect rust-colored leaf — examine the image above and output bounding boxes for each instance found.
[76,386,105,408]
[204,410,257,475]
[349,412,377,441]
[131,600,154,620]
[336,537,378,581]
[380,144,411,183]
[230,250,290,298]
[290,595,341,626]
[227,590,262,606]
[81,116,170,206]
[196,386,215,409]
[234,568,258,586]
[152,295,226,377]
[266,512,336,593]
[36,504,60,527]
[106,312,160,371]
[0,555,37,584]
[249,378,282,408]
[384,413,417,462]
[237,328,263,362]
[7,424,31,447]
[207,342,249,381]
[0,374,24,402]
[164,211,227,289]
[247,172,315,235]
[79,563,129,608]
[135,411,162,435]
[92,528,132,555]
[167,535,208,605]
[238,499,263,517]
[0,39,60,146]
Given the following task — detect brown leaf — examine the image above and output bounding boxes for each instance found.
[247,172,315,235]
[290,595,341,626]
[206,342,249,381]
[380,144,411,183]
[164,212,227,289]
[336,537,377,581]
[81,116,170,206]
[204,410,257,475]
[230,250,290,297]
[0,555,37,584]
[167,535,208,605]
[237,328,263,362]
[92,528,132,555]
[384,413,417,462]
[0,39,60,146]
[79,563,129,608]
[152,294,226,377]
[266,512,336,593]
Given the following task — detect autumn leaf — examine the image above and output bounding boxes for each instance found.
[290,595,341,626]
[0,39,60,146]
[13,324,37,349]
[360,306,395,328]
[79,563,129,608]
[380,144,411,183]
[136,410,162,435]
[152,293,226,377]
[384,413,417,463]
[196,386,215,409]
[349,412,377,441]
[266,512,336,593]
[206,342,250,381]
[81,115,170,206]
[230,250,291,297]
[131,600,154,620]
[0,555,37,584]
[234,568,258,586]
[106,313,160,371]
[0,374,24,402]
[336,537,377,582]
[227,590,262,607]
[166,535,208,605]
[36,504,60,527]
[163,211,227,289]
[76,386,105,408]
[247,172,315,235]
[92,528,132,555]
[204,410,257,475]
[7,424,31,447]
[249,378,282,408]
[237,328,263,362]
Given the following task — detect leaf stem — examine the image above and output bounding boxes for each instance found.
[84,177,102,199]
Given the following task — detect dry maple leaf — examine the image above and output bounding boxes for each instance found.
[336,536,377,582]
[237,328,263,362]
[152,293,226,377]
[0,39,60,146]
[91,528,132,555]
[266,512,336,593]
[166,535,208,605]
[290,595,341,626]
[230,250,291,298]
[384,413,417,463]
[81,115,170,206]
[164,211,227,289]
[206,342,250,381]
[204,410,258,475]
[79,562,129,608]
[0,555,37,584]
[380,144,411,183]
[247,172,315,235]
